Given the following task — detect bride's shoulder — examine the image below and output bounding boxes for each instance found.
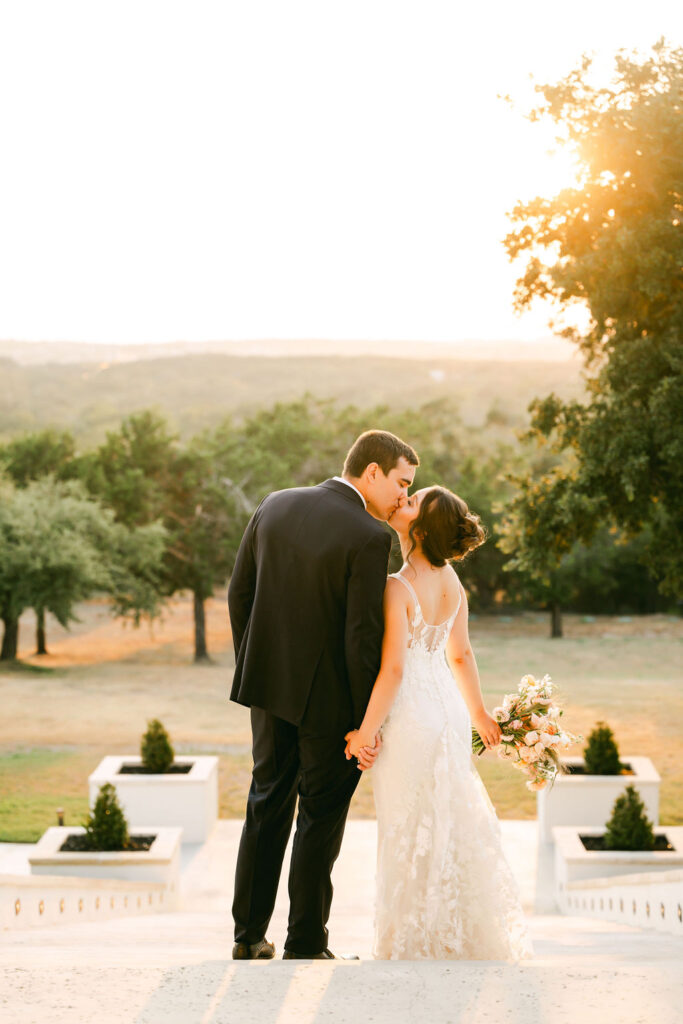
[385,573,414,606]
[443,562,461,586]
[448,565,469,606]
[385,573,409,594]
[445,564,467,600]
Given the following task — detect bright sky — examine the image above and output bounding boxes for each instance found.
[0,1,680,348]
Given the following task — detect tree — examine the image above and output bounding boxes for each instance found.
[0,429,78,651]
[603,785,655,851]
[192,400,339,659]
[162,442,243,662]
[79,410,175,529]
[141,719,175,773]
[502,41,683,608]
[82,784,129,851]
[0,428,76,486]
[0,477,165,661]
[85,411,247,662]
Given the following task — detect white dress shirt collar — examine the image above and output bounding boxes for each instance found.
[332,475,367,509]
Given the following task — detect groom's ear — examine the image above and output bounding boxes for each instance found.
[364,462,380,482]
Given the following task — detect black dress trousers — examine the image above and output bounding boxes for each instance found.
[232,695,361,954]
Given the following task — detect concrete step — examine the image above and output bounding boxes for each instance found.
[2,935,683,1024]
[3,820,683,1022]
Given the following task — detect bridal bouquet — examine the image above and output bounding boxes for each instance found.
[472,674,580,792]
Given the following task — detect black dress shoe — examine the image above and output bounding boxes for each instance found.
[232,938,276,960]
[282,948,359,960]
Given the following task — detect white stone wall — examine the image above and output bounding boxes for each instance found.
[559,868,683,936]
[0,873,176,931]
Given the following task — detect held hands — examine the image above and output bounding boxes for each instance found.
[471,707,502,751]
[344,730,382,770]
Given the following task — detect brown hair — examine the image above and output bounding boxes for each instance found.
[343,430,419,478]
[408,486,486,566]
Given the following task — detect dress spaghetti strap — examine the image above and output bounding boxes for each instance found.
[389,571,462,627]
[388,572,420,608]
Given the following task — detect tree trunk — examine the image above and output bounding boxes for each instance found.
[550,601,563,639]
[1,616,19,661]
[193,591,210,663]
[36,607,48,655]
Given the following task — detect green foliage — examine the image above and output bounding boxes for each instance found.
[0,477,166,659]
[79,410,176,529]
[82,783,129,851]
[83,410,253,658]
[583,721,623,775]
[0,428,76,486]
[502,42,683,601]
[141,719,175,773]
[603,784,655,851]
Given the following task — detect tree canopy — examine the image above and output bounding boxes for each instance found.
[0,428,76,486]
[0,477,166,659]
[501,41,683,601]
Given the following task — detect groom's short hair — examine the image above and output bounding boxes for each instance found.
[343,430,419,478]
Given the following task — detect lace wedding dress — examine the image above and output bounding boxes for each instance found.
[372,572,534,960]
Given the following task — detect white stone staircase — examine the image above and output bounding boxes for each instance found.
[2,821,683,1024]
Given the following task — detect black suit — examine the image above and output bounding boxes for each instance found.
[228,478,391,953]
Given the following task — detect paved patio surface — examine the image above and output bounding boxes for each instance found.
[2,820,682,1023]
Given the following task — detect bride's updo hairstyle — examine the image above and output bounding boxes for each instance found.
[408,486,486,566]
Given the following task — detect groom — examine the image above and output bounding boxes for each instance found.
[228,429,418,960]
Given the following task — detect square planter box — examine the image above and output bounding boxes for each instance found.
[28,826,182,894]
[553,825,683,898]
[89,755,218,843]
[537,755,660,844]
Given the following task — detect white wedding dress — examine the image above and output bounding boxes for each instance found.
[371,572,534,960]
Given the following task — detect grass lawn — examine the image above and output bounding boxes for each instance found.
[0,595,681,842]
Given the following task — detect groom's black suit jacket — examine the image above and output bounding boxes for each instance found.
[228,478,391,730]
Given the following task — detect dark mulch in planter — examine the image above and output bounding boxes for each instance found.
[118,763,193,775]
[566,763,634,775]
[579,834,675,852]
[59,834,157,853]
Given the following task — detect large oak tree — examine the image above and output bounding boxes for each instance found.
[500,41,683,625]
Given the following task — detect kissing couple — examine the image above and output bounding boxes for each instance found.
[228,430,533,961]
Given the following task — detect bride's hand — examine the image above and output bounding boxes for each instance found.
[345,730,381,768]
[471,708,501,751]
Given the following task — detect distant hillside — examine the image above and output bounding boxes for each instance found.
[1,351,583,443]
[0,336,574,365]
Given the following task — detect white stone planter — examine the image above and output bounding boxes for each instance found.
[89,755,219,843]
[553,825,683,902]
[537,755,660,844]
[28,826,182,898]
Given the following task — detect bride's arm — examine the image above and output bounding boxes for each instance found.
[345,579,409,758]
[445,583,501,749]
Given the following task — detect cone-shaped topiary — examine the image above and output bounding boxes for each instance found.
[603,784,655,851]
[141,718,175,773]
[82,783,129,851]
[583,721,623,775]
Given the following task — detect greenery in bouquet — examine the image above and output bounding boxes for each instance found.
[472,674,580,791]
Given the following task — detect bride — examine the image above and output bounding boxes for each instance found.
[345,485,533,961]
